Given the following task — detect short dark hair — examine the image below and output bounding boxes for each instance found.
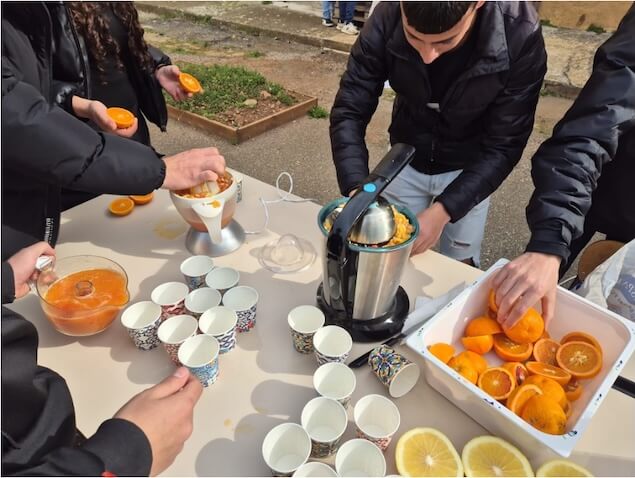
[402,1,475,34]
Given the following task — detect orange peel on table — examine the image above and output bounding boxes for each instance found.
[108,197,135,216]
[129,193,154,205]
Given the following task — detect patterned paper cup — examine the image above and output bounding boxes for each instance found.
[262,423,312,477]
[185,287,222,318]
[199,306,238,353]
[178,334,220,387]
[151,281,189,321]
[180,255,215,290]
[301,397,348,458]
[222,286,258,332]
[313,326,352,366]
[368,345,421,398]
[353,394,400,452]
[121,301,162,350]
[292,462,338,477]
[335,439,386,477]
[288,305,325,354]
[158,314,199,365]
[313,362,356,409]
[205,266,240,295]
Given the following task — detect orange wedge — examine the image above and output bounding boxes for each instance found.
[556,341,602,379]
[521,395,567,435]
[564,378,583,402]
[502,362,528,385]
[108,197,135,216]
[129,193,154,205]
[560,331,603,356]
[457,351,488,375]
[493,335,533,362]
[523,375,567,409]
[107,107,135,129]
[533,338,561,366]
[179,72,202,93]
[462,335,494,354]
[507,383,543,416]
[478,367,516,400]
[526,361,571,386]
[428,343,455,364]
[488,289,499,314]
[448,356,478,384]
[465,316,503,336]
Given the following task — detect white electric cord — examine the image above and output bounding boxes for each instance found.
[243,172,317,235]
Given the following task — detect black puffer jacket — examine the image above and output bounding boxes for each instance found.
[330,2,546,223]
[525,4,635,262]
[1,3,165,255]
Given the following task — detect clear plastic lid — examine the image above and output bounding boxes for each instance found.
[258,234,317,273]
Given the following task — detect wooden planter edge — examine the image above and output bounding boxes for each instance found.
[167,93,318,144]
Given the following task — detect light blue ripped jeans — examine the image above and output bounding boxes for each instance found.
[382,165,490,266]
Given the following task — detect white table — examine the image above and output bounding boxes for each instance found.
[8,174,635,476]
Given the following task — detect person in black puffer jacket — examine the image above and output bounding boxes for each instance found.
[492,4,635,330]
[330,1,546,266]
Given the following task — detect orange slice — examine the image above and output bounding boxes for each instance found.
[520,395,567,435]
[502,362,528,385]
[564,378,583,402]
[106,107,135,129]
[493,335,533,362]
[478,367,516,400]
[465,316,503,336]
[533,338,561,366]
[488,289,499,314]
[503,307,545,344]
[526,361,571,386]
[461,334,494,354]
[428,343,455,364]
[556,341,602,379]
[129,192,154,205]
[523,375,567,409]
[457,351,488,375]
[507,383,543,416]
[560,331,603,356]
[448,356,478,384]
[108,197,135,216]
[179,72,202,93]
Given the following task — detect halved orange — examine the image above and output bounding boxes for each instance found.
[488,289,499,313]
[523,375,567,409]
[533,338,561,366]
[448,356,478,384]
[428,343,455,365]
[108,197,135,216]
[457,351,488,375]
[493,335,533,362]
[520,395,567,435]
[503,307,545,344]
[560,331,603,356]
[502,362,528,385]
[129,192,154,205]
[465,316,503,336]
[564,378,583,402]
[106,107,135,129]
[507,383,543,416]
[526,361,571,386]
[461,334,494,354]
[478,367,516,400]
[556,341,602,379]
[179,72,202,93]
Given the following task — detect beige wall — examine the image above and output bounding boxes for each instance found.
[536,1,632,32]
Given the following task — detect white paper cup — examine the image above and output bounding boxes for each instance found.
[120,301,162,350]
[335,439,386,477]
[180,255,215,290]
[301,397,348,458]
[313,326,352,365]
[178,334,220,387]
[353,394,400,451]
[288,305,325,354]
[199,306,238,353]
[185,287,222,318]
[313,362,356,409]
[157,314,199,364]
[292,462,338,477]
[222,285,259,332]
[205,266,240,294]
[262,423,311,477]
[151,281,189,320]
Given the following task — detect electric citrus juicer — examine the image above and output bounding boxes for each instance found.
[317,144,420,342]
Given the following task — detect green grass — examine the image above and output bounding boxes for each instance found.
[540,18,553,27]
[308,106,329,119]
[165,63,297,117]
[587,23,606,34]
[246,50,265,58]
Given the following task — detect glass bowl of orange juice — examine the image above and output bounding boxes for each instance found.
[36,255,130,336]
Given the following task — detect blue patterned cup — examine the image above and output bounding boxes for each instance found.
[301,397,348,458]
[120,301,162,350]
[185,287,222,319]
[368,345,420,398]
[199,306,238,353]
[222,285,258,332]
[288,305,325,354]
[180,255,215,290]
[151,282,189,321]
[205,266,240,295]
[158,314,199,365]
[178,334,220,387]
[313,325,352,366]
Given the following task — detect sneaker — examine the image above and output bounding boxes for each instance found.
[322,18,335,27]
[341,22,359,35]
[336,21,345,31]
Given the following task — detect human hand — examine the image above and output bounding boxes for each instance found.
[114,367,203,476]
[72,96,138,137]
[161,147,226,191]
[156,65,192,101]
[410,202,451,255]
[7,242,55,299]
[491,252,561,330]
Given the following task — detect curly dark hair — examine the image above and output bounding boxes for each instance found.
[67,2,153,81]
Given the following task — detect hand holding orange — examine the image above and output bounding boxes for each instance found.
[106,107,135,129]
[179,73,202,94]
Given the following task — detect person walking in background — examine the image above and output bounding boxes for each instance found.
[322,1,359,35]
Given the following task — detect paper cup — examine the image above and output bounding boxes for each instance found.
[178,334,220,387]
[353,394,400,451]
[151,281,189,320]
[335,439,386,477]
[292,462,338,477]
[180,255,214,290]
[222,285,259,332]
[313,326,352,366]
[301,397,348,458]
[368,345,420,398]
[185,287,222,318]
[313,362,356,409]
[158,314,199,365]
[199,306,238,353]
[288,305,325,354]
[121,301,162,350]
[262,423,311,477]
[205,266,240,294]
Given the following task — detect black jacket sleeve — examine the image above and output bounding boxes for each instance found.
[2,262,15,305]
[525,5,635,261]
[435,28,547,222]
[1,62,166,195]
[148,44,172,71]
